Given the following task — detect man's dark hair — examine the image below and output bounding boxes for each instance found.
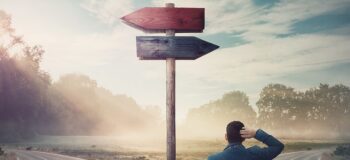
[226,121,245,143]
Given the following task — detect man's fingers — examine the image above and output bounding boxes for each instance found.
[241,132,253,138]
[240,130,249,134]
[241,127,253,138]
[241,133,251,138]
[240,131,249,135]
[241,134,250,138]
[241,128,252,138]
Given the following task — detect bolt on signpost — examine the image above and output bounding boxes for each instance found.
[121,3,219,160]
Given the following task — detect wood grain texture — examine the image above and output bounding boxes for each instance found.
[136,36,219,60]
[121,7,204,33]
[165,4,176,160]
[166,58,175,160]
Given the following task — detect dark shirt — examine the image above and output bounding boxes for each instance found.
[208,129,284,160]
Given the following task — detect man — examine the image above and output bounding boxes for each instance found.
[208,121,284,160]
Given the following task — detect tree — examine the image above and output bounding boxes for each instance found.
[304,84,350,137]
[0,10,52,140]
[256,83,312,134]
[52,73,163,135]
[257,83,350,139]
[184,91,256,138]
[0,10,163,140]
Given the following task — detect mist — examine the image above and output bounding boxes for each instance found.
[1,9,350,145]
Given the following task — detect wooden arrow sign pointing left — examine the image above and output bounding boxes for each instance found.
[137,36,219,60]
[121,7,204,33]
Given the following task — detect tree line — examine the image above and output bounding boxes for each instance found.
[0,10,161,141]
[183,84,350,139]
[257,83,350,139]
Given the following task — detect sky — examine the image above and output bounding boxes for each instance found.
[1,0,350,121]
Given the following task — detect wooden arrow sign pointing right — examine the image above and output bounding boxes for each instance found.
[137,36,219,60]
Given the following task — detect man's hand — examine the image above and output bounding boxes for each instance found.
[240,127,257,139]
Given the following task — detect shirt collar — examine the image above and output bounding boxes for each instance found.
[224,142,242,150]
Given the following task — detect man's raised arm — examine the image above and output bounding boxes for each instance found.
[241,128,284,160]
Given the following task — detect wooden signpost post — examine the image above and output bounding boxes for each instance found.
[122,3,219,160]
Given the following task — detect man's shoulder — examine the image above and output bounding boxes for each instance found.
[247,145,272,159]
[208,151,225,160]
[208,147,254,160]
[247,145,262,152]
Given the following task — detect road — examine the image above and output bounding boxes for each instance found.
[7,149,85,160]
[6,149,330,160]
[275,149,330,160]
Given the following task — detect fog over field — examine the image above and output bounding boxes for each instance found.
[1,8,350,142]
[1,0,350,148]
[1,1,350,160]
[1,14,349,140]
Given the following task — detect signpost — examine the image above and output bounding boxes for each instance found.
[121,6,204,33]
[136,36,219,60]
[122,3,219,160]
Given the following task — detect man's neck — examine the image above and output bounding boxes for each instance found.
[228,142,242,145]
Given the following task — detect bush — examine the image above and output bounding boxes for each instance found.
[0,147,4,156]
[26,147,33,151]
[334,145,350,156]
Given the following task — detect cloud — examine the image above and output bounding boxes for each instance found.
[153,0,350,42]
[178,31,350,84]
[80,0,135,25]
[21,0,348,119]
[77,0,350,108]
[141,0,350,86]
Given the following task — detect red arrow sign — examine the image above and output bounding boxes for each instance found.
[121,7,204,33]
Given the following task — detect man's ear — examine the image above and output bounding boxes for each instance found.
[225,133,228,141]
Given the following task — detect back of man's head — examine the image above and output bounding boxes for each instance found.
[226,121,245,143]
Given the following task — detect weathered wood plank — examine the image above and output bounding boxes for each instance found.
[165,3,176,160]
[121,7,204,33]
[136,36,219,60]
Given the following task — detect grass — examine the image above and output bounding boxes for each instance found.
[0,153,16,160]
[1,137,349,160]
